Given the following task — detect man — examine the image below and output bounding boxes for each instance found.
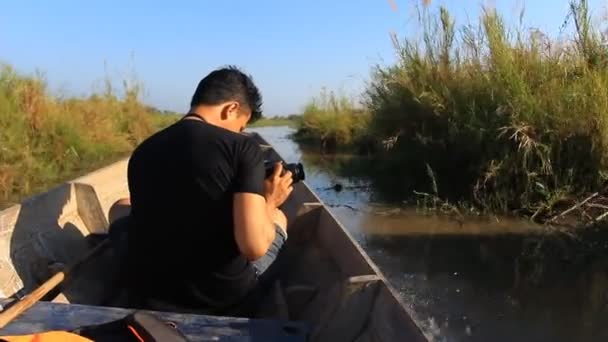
[116,66,293,315]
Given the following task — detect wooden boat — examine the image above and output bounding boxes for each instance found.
[0,133,427,341]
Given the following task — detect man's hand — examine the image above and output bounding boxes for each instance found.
[264,162,293,208]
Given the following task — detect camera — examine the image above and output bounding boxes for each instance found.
[264,161,306,184]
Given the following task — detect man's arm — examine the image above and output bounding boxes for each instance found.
[232,141,293,261]
[233,193,280,260]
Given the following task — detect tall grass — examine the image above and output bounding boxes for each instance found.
[363,0,608,217]
[294,88,371,151]
[0,63,178,209]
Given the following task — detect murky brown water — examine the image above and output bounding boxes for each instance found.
[249,126,608,342]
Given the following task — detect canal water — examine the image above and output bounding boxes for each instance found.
[249,126,608,342]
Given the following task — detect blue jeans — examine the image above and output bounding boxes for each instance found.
[251,224,287,276]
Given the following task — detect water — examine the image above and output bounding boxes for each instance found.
[248,126,608,342]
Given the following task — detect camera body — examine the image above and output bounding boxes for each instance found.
[264,160,306,184]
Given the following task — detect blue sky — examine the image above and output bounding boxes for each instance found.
[1,1,605,116]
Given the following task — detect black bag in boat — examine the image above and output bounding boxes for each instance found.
[72,311,188,342]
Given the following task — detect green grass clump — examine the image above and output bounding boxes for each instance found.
[0,63,176,209]
[363,0,608,217]
[294,88,371,151]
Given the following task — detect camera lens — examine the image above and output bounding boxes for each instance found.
[264,161,305,184]
[288,163,305,183]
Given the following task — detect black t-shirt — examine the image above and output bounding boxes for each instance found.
[125,117,265,310]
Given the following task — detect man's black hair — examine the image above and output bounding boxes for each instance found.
[190,66,263,121]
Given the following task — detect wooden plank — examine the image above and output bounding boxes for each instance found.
[0,301,309,342]
[308,276,382,342]
[285,203,323,245]
[369,284,427,342]
[316,207,379,277]
[301,277,427,342]
[73,183,108,235]
[70,158,130,218]
[296,203,323,216]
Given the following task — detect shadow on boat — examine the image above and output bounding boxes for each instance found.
[5,182,119,305]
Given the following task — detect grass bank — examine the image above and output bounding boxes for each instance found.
[297,0,608,224]
[293,88,372,153]
[248,115,300,128]
[0,63,178,209]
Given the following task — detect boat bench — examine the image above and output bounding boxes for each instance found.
[0,300,309,342]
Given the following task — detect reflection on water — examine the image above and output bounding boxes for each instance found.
[248,126,608,342]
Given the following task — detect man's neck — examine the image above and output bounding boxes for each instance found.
[184,106,223,125]
[183,112,207,122]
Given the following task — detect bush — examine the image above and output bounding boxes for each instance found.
[364,0,608,215]
[295,88,371,151]
[0,63,176,208]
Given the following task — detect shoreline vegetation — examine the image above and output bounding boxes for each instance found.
[248,115,301,128]
[292,88,373,154]
[0,62,295,209]
[293,0,608,226]
[0,64,180,209]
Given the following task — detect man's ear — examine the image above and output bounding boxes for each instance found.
[220,102,240,120]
